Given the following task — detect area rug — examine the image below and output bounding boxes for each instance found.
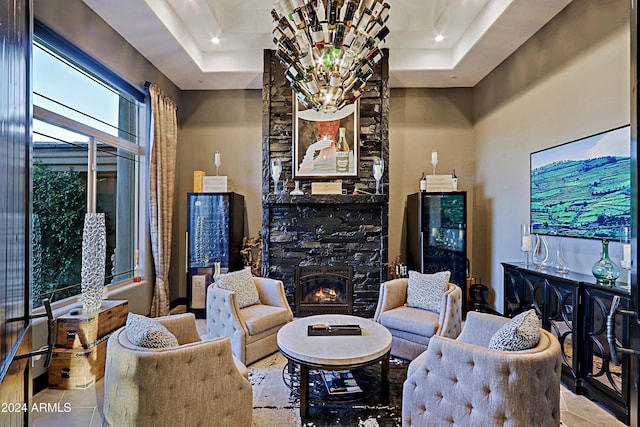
[249,352,409,427]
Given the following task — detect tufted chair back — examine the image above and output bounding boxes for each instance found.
[374,279,463,360]
[402,311,562,427]
[207,276,293,365]
[103,313,252,427]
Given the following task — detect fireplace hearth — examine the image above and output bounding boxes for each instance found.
[295,266,353,317]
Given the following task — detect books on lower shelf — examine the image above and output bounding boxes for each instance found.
[321,370,362,395]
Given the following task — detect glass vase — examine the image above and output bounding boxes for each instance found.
[553,238,569,274]
[533,235,549,270]
[592,239,620,287]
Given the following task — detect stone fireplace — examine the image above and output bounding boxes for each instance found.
[261,49,389,318]
[262,194,387,317]
[295,266,353,317]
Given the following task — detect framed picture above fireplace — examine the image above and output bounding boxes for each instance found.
[293,98,359,179]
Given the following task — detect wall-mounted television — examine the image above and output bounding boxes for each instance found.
[530,125,631,240]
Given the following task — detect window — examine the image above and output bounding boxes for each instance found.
[32,25,146,308]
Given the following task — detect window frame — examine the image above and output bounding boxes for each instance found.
[32,23,149,311]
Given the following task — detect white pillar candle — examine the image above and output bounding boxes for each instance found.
[623,243,631,263]
[431,151,438,164]
[214,152,221,164]
[521,235,533,251]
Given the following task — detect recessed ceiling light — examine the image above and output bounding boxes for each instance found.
[434,34,444,42]
[211,37,220,45]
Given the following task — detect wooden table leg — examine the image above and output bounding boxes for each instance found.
[381,355,390,404]
[300,364,309,418]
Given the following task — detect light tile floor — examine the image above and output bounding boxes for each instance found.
[32,317,629,427]
[32,373,628,426]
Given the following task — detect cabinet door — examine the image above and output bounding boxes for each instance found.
[503,267,525,317]
[419,193,467,296]
[545,280,581,392]
[583,287,630,423]
[520,272,545,318]
[187,193,231,270]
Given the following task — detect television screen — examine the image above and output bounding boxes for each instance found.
[530,125,631,240]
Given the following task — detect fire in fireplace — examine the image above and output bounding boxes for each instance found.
[295,266,353,317]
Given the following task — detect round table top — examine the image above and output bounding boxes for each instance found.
[277,314,392,368]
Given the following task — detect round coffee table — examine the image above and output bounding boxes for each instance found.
[277,314,392,417]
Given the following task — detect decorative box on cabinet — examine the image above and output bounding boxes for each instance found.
[407,192,467,312]
[502,262,631,424]
[186,192,244,318]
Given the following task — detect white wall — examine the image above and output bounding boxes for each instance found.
[473,0,630,311]
[389,88,475,269]
[171,90,263,299]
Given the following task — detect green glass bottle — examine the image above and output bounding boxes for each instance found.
[592,239,620,286]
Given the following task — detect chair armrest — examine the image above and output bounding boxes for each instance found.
[457,311,509,347]
[253,278,293,315]
[436,284,463,339]
[373,279,408,321]
[206,285,248,339]
[156,313,202,345]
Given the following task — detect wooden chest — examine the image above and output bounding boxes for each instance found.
[55,300,128,349]
[49,300,128,389]
[48,338,108,389]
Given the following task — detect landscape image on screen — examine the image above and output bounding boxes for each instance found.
[530,125,631,240]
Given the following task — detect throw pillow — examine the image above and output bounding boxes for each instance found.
[216,268,261,309]
[125,313,179,348]
[405,270,451,313]
[489,309,540,351]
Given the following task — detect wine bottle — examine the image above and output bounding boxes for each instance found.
[343,0,357,27]
[311,24,325,51]
[420,172,427,192]
[452,169,458,191]
[291,0,306,29]
[335,127,350,172]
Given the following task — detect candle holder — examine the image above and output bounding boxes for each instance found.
[373,157,384,195]
[520,224,533,267]
[431,151,438,175]
[271,158,282,195]
[214,151,221,176]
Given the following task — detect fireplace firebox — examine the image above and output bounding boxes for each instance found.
[295,266,353,317]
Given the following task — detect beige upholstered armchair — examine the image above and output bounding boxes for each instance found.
[207,276,293,365]
[402,311,562,427]
[373,278,463,360]
[103,313,252,427]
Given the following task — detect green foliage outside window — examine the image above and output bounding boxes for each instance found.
[32,162,114,307]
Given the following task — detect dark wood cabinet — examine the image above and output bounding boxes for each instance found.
[502,262,631,424]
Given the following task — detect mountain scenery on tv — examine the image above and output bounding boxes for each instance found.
[530,126,631,240]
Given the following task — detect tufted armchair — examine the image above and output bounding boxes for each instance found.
[402,311,562,427]
[374,279,463,360]
[207,276,293,365]
[103,313,252,427]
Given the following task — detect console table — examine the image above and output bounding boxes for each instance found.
[502,262,632,424]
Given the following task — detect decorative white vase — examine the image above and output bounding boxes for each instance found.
[81,213,106,313]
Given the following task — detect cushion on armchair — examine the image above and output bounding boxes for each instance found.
[489,309,540,351]
[216,268,261,308]
[406,270,450,313]
[125,313,179,348]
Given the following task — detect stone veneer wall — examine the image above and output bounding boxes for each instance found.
[261,49,390,318]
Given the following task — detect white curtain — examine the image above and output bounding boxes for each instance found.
[148,84,178,317]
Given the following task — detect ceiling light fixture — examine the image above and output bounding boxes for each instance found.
[211,36,220,44]
[434,34,444,42]
[271,0,390,112]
